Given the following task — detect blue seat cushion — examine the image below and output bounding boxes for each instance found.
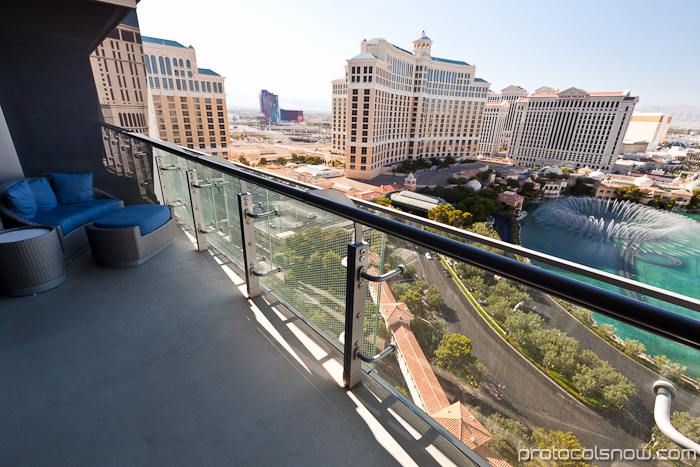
[93,205,170,236]
[28,178,58,212]
[49,173,94,205]
[3,180,37,219]
[32,199,122,234]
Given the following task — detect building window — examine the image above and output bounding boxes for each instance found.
[186,59,191,68]
[157,56,165,75]
[145,55,151,74]
[164,57,172,75]
[179,58,183,67]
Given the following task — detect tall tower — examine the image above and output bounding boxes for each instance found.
[412,31,432,57]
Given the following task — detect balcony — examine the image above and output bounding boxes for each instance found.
[4,125,699,466]
[0,199,479,466]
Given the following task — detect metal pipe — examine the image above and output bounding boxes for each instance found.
[356,345,396,363]
[159,165,179,171]
[361,265,406,282]
[107,127,700,351]
[192,181,216,188]
[246,209,278,219]
[251,267,282,277]
[653,381,700,454]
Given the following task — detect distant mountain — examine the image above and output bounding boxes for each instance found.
[636,105,700,129]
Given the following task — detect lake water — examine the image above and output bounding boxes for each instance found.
[520,201,700,378]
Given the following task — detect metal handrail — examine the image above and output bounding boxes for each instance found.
[246,209,278,219]
[356,345,396,363]
[251,267,282,277]
[110,128,700,351]
[354,198,700,314]
[653,381,700,454]
[192,180,216,188]
[361,265,406,282]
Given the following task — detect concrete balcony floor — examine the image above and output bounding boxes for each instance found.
[1,224,478,467]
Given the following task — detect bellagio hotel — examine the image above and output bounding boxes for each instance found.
[332,33,490,180]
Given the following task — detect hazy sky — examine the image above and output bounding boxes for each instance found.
[136,0,699,111]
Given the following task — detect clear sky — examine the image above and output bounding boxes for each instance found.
[136,0,699,111]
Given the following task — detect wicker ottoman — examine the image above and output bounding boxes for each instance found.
[0,227,67,296]
[86,205,176,267]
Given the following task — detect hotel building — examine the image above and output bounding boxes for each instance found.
[89,11,149,133]
[143,37,231,158]
[623,113,673,151]
[508,87,638,171]
[487,85,528,149]
[332,32,490,180]
[478,101,509,156]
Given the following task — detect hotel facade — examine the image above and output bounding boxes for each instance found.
[508,88,638,171]
[477,101,509,156]
[486,85,529,150]
[89,11,149,134]
[143,37,231,158]
[332,32,490,180]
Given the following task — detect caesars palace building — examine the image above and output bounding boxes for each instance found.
[332,32,490,180]
[508,88,638,171]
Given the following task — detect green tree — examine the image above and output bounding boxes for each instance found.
[238,155,250,166]
[434,333,477,381]
[399,288,425,318]
[428,203,474,228]
[259,157,267,165]
[375,197,392,207]
[427,285,444,310]
[276,156,286,165]
[616,185,642,202]
[533,429,591,467]
[623,339,646,356]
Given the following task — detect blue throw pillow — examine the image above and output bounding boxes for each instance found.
[28,178,58,212]
[3,180,37,219]
[49,173,94,205]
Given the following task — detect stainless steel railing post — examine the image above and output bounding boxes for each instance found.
[187,169,209,252]
[238,192,261,298]
[343,241,370,389]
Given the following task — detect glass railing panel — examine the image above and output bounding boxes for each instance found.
[241,181,353,347]
[359,199,700,384]
[155,149,193,227]
[370,230,700,466]
[192,162,223,252]
[208,171,245,266]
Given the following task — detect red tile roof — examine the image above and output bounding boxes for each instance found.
[390,322,450,415]
[431,402,492,449]
[473,445,513,467]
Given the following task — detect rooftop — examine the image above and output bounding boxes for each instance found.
[197,67,220,77]
[142,35,187,48]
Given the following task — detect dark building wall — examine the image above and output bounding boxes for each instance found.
[0,1,155,204]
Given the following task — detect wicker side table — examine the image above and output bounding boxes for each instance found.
[0,227,67,296]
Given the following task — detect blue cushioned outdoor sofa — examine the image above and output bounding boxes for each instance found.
[0,175,123,260]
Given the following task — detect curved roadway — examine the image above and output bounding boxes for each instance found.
[413,251,684,466]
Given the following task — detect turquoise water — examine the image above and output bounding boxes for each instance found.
[520,201,700,378]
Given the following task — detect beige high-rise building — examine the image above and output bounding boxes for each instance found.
[623,113,672,150]
[478,101,509,156]
[509,87,638,171]
[332,32,490,180]
[143,37,230,158]
[487,85,528,150]
[89,11,149,133]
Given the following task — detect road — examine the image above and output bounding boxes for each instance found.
[409,250,670,465]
